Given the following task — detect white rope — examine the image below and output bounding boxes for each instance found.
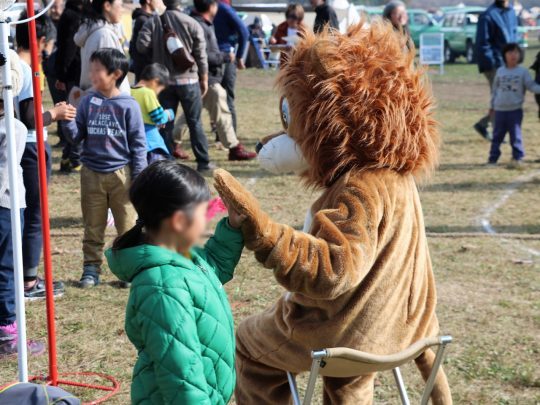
[11,0,54,25]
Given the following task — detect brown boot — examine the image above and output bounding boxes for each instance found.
[173,144,190,160]
[228,144,257,161]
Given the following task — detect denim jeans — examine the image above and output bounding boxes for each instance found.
[159,83,210,170]
[21,142,51,280]
[489,109,524,163]
[221,62,238,132]
[0,207,23,326]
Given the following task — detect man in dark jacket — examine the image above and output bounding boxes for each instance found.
[188,0,256,161]
[130,0,157,82]
[474,0,517,140]
[311,0,339,34]
[137,0,213,172]
[214,1,249,133]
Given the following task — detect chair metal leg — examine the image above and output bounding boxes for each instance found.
[392,367,410,405]
[287,372,302,405]
[303,351,325,405]
[421,336,452,405]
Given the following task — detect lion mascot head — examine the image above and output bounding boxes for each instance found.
[258,19,439,188]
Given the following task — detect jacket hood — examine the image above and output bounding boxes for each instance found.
[85,90,133,101]
[106,244,193,282]
[74,20,115,47]
[132,8,152,19]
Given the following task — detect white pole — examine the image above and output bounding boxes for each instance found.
[0,17,28,382]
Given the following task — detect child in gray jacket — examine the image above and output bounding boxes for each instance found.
[488,43,540,166]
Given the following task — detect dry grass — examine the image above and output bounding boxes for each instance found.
[1,44,539,404]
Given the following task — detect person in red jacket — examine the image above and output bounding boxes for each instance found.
[270,4,306,67]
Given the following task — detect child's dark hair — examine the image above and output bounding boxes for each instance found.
[16,12,54,50]
[194,0,217,14]
[90,48,129,87]
[112,161,211,250]
[139,63,170,86]
[502,43,524,65]
[82,0,115,23]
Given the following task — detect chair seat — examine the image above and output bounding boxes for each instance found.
[318,336,450,378]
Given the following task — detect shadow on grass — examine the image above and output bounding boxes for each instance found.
[426,224,540,234]
[50,216,82,229]
[423,179,539,192]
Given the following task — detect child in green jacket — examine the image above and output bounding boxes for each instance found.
[106,160,245,404]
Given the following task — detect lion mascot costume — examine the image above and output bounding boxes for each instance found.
[214,19,452,405]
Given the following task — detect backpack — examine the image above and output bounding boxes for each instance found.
[0,383,80,404]
[160,12,195,72]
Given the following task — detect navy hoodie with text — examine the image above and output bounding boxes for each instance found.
[63,91,147,177]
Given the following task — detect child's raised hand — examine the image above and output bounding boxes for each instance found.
[51,102,77,121]
[222,198,247,229]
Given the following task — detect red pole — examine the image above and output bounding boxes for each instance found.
[25,0,58,386]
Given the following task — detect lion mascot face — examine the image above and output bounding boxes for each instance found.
[258,21,439,187]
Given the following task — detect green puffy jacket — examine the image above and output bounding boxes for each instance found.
[105,219,244,404]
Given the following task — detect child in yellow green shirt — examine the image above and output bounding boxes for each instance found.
[131,64,175,163]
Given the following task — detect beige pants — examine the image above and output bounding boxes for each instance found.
[173,83,239,149]
[80,166,135,268]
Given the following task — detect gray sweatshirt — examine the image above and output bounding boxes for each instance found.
[0,118,27,209]
[74,21,131,94]
[62,91,147,178]
[491,66,540,111]
[136,9,208,83]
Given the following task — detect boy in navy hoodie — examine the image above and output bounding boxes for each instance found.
[63,48,147,288]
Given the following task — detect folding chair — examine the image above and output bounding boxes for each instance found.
[287,335,452,405]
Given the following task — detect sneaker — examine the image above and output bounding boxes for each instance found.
[79,265,100,289]
[486,161,497,167]
[24,277,65,301]
[228,144,257,161]
[507,159,524,170]
[0,338,46,358]
[173,144,190,160]
[197,162,217,174]
[474,123,492,141]
[72,163,82,172]
[0,323,46,357]
[0,322,17,341]
[119,281,131,289]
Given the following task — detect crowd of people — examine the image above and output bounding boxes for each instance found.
[0,0,350,359]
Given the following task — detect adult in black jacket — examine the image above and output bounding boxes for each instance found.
[54,0,85,172]
[311,0,339,34]
[130,0,158,82]
[177,0,256,161]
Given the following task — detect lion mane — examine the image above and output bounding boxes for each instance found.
[277,20,440,188]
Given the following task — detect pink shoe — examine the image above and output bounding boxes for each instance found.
[0,322,46,358]
[0,322,17,340]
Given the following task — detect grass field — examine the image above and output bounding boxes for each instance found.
[1,43,539,404]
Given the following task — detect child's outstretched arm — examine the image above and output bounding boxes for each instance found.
[143,90,174,126]
[134,283,212,404]
[149,106,174,126]
[61,99,87,145]
[214,169,380,300]
[524,70,540,94]
[195,218,244,285]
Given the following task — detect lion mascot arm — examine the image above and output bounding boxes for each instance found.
[214,169,380,299]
